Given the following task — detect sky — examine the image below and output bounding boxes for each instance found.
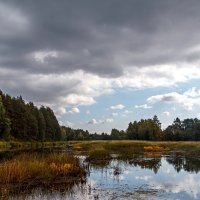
[1,0,200,133]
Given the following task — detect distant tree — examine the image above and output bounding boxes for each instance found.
[40,106,61,141]
[37,110,46,141]
[138,119,151,140]
[78,131,84,140]
[194,119,200,141]
[0,96,11,140]
[11,96,27,138]
[163,125,174,141]
[152,115,162,140]
[127,121,138,140]
[100,132,111,140]
[26,103,39,140]
[60,127,67,140]
[173,117,182,129]
[172,118,183,141]
[111,128,120,140]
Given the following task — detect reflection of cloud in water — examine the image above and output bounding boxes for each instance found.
[162,168,172,174]
[153,174,200,199]
[124,169,131,175]
[88,179,96,187]
[135,175,152,181]
[117,175,125,181]
[159,159,174,175]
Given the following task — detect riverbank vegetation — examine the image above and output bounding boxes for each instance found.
[73,140,200,156]
[0,153,86,185]
[0,141,70,151]
[74,140,200,175]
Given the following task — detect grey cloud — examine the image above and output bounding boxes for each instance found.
[2,0,200,115]
[0,68,80,103]
[1,0,200,77]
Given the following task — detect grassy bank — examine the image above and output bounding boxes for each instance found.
[3,140,198,154]
[0,140,69,151]
[72,140,200,155]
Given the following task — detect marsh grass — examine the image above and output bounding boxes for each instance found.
[73,141,107,151]
[73,140,200,160]
[0,153,86,186]
[86,148,111,163]
[74,140,200,151]
[0,141,69,151]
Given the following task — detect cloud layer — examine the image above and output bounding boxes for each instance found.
[147,87,200,111]
[1,0,200,123]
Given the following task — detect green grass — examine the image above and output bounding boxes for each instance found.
[72,141,108,151]
[72,140,200,157]
[0,140,69,151]
[2,140,200,153]
[86,148,111,163]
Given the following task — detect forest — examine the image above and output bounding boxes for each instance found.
[0,90,61,141]
[1,90,200,141]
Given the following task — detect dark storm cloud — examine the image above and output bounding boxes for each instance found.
[1,0,200,77]
[2,0,200,112]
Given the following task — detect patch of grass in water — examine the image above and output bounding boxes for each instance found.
[0,153,86,187]
[72,140,200,159]
[86,148,111,163]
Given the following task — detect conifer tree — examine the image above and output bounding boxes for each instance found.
[0,96,11,140]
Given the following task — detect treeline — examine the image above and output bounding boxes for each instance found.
[0,90,61,141]
[62,116,200,141]
[61,126,112,140]
[126,116,200,141]
[1,90,200,142]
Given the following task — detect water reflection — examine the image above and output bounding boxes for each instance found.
[151,172,200,199]
[166,152,200,173]
[2,178,87,199]
[87,156,200,200]
[116,151,200,174]
[1,151,200,199]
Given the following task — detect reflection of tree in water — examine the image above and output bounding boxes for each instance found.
[129,156,162,174]
[88,160,125,182]
[116,151,162,174]
[87,160,110,171]
[183,157,200,173]
[86,160,110,183]
[166,152,200,173]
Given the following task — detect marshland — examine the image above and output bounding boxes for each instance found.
[1,140,200,199]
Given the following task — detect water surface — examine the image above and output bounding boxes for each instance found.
[7,152,200,200]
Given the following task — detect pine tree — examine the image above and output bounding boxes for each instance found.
[37,110,46,141]
[0,96,11,140]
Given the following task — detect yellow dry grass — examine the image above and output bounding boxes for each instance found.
[0,153,86,185]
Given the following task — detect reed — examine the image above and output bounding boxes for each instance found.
[0,153,86,185]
